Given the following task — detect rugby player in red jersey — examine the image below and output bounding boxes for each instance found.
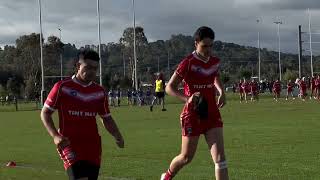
[285,79,295,100]
[238,79,244,103]
[160,26,228,180]
[241,79,250,103]
[310,76,316,100]
[40,50,124,180]
[315,75,320,99]
[272,79,281,101]
[296,77,307,101]
[249,79,259,101]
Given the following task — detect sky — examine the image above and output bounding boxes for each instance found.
[1,0,320,55]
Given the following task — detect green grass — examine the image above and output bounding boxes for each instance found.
[0,94,319,179]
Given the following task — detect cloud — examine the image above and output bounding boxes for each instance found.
[0,0,320,54]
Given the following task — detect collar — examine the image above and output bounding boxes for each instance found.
[192,51,211,63]
[72,75,93,87]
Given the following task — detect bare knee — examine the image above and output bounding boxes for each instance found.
[213,153,226,163]
[213,155,228,170]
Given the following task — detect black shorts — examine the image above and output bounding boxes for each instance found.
[156,92,165,98]
[67,160,100,180]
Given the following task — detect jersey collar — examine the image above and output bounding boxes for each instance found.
[72,75,93,87]
[192,51,211,63]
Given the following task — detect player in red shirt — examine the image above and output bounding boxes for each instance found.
[272,79,281,101]
[285,79,295,100]
[160,27,228,180]
[238,79,244,103]
[296,77,307,101]
[310,76,316,100]
[249,79,259,101]
[40,50,124,180]
[315,75,320,100]
[241,79,250,103]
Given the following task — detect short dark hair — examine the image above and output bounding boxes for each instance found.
[194,26,215,42]
[77,49,100,62]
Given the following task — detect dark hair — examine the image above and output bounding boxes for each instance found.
[194,26,215,42]
[77,49,100,62]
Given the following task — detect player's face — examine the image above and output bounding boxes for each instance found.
[77,59,98,83]
[195,38,213,57]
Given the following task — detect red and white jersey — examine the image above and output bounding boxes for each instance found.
[273,81,281,92]
[241,82,250,93]
[250,82,258,93]
[176,51,220,116]
[298,81,307,91]
[44,75,110,141]
[287,82,294,92]
[315,78,320,87]
[311,78,316,87]
[176,51,219,99]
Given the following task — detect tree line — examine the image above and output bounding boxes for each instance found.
[0,27,318,100]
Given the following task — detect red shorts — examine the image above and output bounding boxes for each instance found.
[287,88,293,93]
[180,102,223,137]
[57,136,102,170]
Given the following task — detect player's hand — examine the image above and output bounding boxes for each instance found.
[217,93,226,108]
[115,136,124,148]
[53,135,70,149]
[187,92,200,107]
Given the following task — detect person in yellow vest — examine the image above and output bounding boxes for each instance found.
[150,73,166,111]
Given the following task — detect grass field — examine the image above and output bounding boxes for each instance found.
[0,94,319,180]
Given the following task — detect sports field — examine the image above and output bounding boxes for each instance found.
[0,94,319,180]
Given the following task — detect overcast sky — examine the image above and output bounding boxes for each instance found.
[1,0,320,55]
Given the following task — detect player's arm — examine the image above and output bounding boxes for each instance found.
[101,116,124,148]
[214,75,226,108]
[165,72,188,102]
[40,107,70,149]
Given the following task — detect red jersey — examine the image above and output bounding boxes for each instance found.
[176,52,222,136]
[315,78,320,88]
[273,81,281,92]
[44,76,110,169]
[250,82,258,93]
[311,78,316,86]
[298,81,307,93]
[287,82,294,92]
[241,82,250,93]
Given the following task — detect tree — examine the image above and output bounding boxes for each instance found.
[7,77,22,97]
[283,70,298,81]
[15,33,42,91]
[239,70,251,80]
[119,27,148,88]
[25,76,40,100]
[220,73,230,84]
[0,85,7,97]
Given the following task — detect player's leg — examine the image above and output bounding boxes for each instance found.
[291,91,295,99]
[161,136,199,180]
[161,95,166,111]
[150,95,157,111]
[204,128,229,180]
